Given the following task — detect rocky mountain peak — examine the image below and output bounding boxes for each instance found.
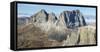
[40,9,46,12]
[58,10,86,28]
[31,9,48,23]
[21,9,86,29]
[39,9,48,15]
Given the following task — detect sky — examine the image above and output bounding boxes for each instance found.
[17,3,96,17]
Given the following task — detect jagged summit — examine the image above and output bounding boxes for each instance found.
[31,9,48,23]
[40,9,47,13]
[38,9,48,15]
[18,9,86,29]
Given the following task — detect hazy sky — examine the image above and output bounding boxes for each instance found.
[17,3,96,17]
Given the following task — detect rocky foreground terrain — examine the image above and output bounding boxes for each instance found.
[17,9,96,49]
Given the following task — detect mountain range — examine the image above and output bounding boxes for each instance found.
[18,9,86,30]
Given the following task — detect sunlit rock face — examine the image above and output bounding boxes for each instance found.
[31,9,48,23]
[48,12,57,24]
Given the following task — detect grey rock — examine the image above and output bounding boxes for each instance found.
[31,9,86,29]
[31,9,48,23]
[58,10,86,28]
[48,32,67,42]
[19,9,87,30]
[48,12,58,23]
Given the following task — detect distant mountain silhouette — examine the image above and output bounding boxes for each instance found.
[18,17,30,25]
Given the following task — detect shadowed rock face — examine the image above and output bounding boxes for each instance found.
[58,10,86,29]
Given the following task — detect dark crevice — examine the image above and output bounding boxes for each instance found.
[76,34,80,44]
